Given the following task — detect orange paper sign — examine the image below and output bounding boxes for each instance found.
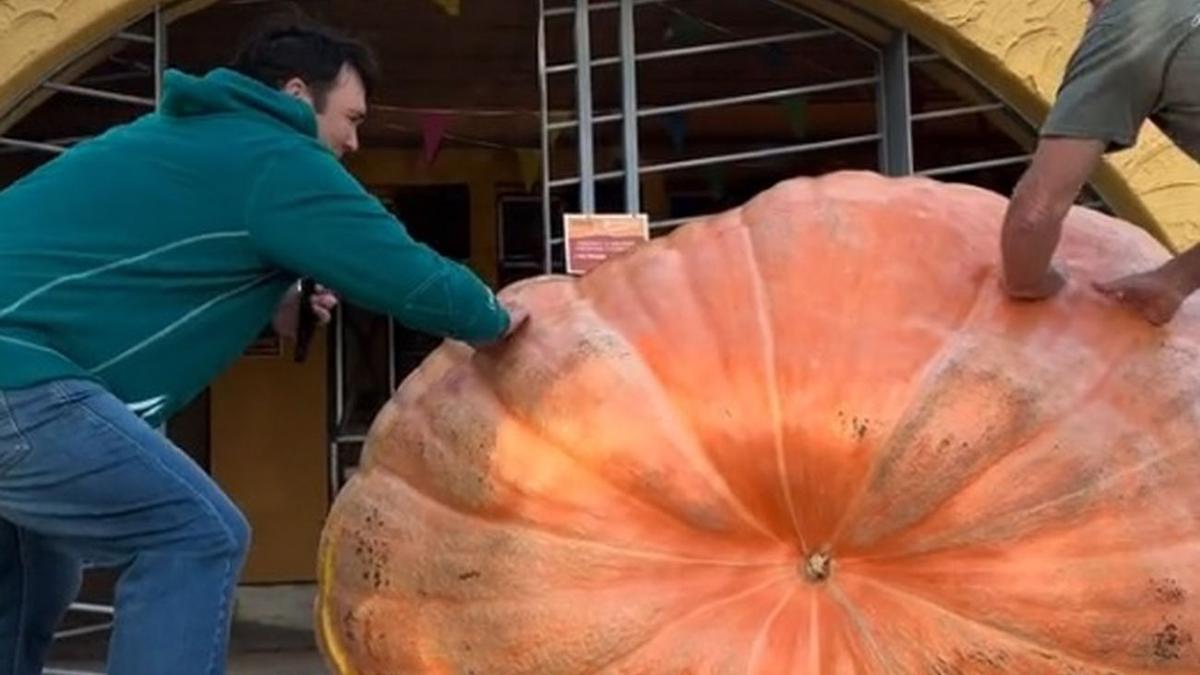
[564,213,649,275]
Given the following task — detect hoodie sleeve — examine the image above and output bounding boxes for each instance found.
[245,145,510,343]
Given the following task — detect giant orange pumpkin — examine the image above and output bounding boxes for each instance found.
[316,171,1200,674]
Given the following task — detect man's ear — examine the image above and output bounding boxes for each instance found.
[282,77,312,104]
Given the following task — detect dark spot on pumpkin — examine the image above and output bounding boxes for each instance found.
[852,416,868,440]
[963,648,1008,669]
[1151,578,1187,605]
[458,570,481,581]
[837,411,869,440]
[927,658,963,675]
[1152,622,1192,660]
[928,648,1009,673]
[362,508,382,528]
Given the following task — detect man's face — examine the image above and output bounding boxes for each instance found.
[285,64,367,159]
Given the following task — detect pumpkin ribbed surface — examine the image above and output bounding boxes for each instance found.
[316,171,1200,674]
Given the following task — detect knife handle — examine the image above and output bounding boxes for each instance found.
[294,278,318,363]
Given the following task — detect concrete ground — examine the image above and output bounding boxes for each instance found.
[48,653,328,675]
[44,585,330,675]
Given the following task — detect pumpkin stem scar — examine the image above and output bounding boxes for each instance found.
[803,550,833,583]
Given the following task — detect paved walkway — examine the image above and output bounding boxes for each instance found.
[47,652,329,675]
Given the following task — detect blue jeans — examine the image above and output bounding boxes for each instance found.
[0,379,250,675]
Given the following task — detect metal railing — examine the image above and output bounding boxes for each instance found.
[0,5,167,155]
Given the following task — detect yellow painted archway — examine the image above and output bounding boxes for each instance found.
[3,0,1198,250]
[0,0,215,132]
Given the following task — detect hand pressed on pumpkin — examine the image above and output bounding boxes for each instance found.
[1094,243,1200,326]
[1002,264,1068,301]
[317,172,1200,675]
[1094,271,1186,326]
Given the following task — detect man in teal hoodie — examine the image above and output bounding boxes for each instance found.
[0,21,525,675]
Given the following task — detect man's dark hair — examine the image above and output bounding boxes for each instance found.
[231,20,379,111]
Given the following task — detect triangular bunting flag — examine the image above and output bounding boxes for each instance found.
[421,113,452,165]
[516,149,541,192]
[431,0,461,16]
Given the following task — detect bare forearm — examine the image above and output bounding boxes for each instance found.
[1162,242,1200,296]
[999,138,1104,299]
[1001,182,1069,294]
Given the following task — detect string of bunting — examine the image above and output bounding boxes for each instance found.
[415,0,807,191]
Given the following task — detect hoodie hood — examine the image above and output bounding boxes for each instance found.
[159,67,318,139]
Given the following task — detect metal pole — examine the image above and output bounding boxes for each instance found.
[544,0,659,17]
[330,307,345,498]
[0,137,67,154]
[619,0,640,213]
[879,31,912,176]
[65,603,115,615]
[917,154,1031,177]
[387,320,396,392]
[154,4,167,109]
[41,82,155,107]
[546,28,836,73]
[548,133,883,188]
[537,0,554,273]
[79,71,152,86]
[575,0,596,213]
[641,134,884,174]
[760,0,880,52]
[911,101,1005,122]
[546,76,879,130]
[116,31,155,44]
